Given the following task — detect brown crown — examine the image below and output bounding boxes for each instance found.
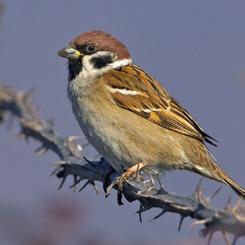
[71,30,131,60]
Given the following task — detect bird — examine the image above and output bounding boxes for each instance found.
[58,30,245,197]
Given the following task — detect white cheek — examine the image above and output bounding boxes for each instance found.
[68,54,132,96]
[82,55,95,71]
[82,51,132,78]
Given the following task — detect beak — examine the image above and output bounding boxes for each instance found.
[57,46,82,59]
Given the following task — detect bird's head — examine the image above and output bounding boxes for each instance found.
[58,30,132,81]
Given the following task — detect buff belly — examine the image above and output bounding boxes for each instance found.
[70,93,190,174]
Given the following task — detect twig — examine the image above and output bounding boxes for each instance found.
[0,85,244,244]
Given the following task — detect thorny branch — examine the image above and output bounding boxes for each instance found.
[0,85,244,244]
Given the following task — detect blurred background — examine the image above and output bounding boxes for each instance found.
[0,0,245,244]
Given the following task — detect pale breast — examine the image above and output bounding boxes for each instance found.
[67,77,191,174]
[68,82,132,172]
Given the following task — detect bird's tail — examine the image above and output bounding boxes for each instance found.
[184,138,245,197]
[195,162,245,198]
[214,164,245,198]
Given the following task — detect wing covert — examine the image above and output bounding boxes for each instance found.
[105,65,217,146]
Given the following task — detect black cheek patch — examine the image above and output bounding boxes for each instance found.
[90,55,113,69]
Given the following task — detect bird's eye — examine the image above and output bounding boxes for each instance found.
[85,44,96,53]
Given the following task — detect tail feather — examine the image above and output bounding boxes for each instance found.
[200,164,245,198]
[215,166,245,198]
[184,137,244,197]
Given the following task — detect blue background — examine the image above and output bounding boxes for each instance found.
[0,1,245,244]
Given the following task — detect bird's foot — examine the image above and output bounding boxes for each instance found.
[122,162,146,183]
[105,163,146,203]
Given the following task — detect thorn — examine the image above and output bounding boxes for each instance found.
[117,190,124,206]
[208,186,222,201]
[232,197,243,212]
[156,178,167,194]
[79,180,91,192]
[105,177,118,197]
[222,231,231,245]
[191,219,210,226]
[50,160,67,166]
[193,178,203,195]
[201,195,210,207]
[50,166,61,176]
[50,162,67,176]
[193,178,203,201]
[138,204,143,223]
[225,195,232,210]
[69,176,82,189]
[35,145,48,156]
[58,175,67,190]
[149,209,166,221]
[71,175,77,192]
[102,166,115,194]
[56,169,65,179]
[232,236,239,245]
[69,175,83,192]
[86,158,97,168]
[91,180,100,195]
[207,232,214,245]
[178,215,186,232]
[136,204,151,223]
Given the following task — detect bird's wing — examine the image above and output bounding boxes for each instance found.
[104,64,217,146]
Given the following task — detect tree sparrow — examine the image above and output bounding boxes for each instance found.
[58,30,244,197]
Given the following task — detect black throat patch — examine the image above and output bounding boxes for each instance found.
[90,55,113,69]
[68,60,83,81]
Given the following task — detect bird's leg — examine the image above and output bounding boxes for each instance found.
[124,162,146,182]
[115,162,147,190]
[105,162,147,197]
